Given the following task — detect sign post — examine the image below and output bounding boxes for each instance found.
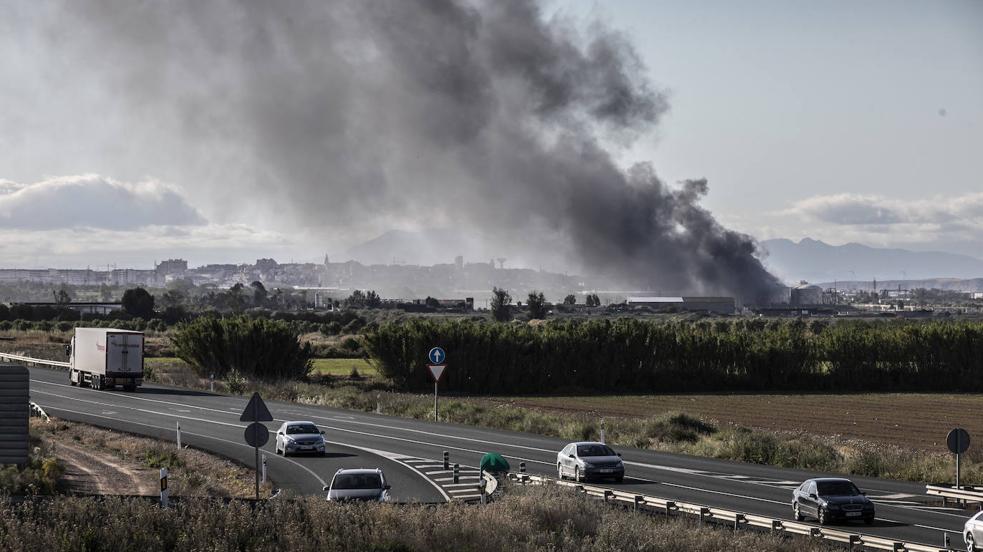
[427,347,447,422]
[240,392,273,500]
[947,427,971,488]
[159,467,169,508]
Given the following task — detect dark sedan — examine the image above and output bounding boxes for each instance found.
[792,478,875,525]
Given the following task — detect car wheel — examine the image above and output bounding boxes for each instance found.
[793,502,804,521]
[557,464,564,480]
[614,475,624,484]
[574,467,581,483]
[319,451,326,457]
[69,371,77,386]
[864,516,873,525]
[817,507,828,526]
[967,533,976,552]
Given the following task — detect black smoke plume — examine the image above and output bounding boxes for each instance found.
[24,0,781,302]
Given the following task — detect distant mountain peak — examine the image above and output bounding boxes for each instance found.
[760,238,983,283]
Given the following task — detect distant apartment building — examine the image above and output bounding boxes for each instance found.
[155,259,188,276]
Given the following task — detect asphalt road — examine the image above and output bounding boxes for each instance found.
[28,366,971,547]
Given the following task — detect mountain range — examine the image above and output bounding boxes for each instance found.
[759,238,983,285]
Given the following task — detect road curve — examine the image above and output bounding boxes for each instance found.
[28,366,972,546]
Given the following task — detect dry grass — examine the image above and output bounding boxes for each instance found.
[33,418,272,498]
[0,485,837,552]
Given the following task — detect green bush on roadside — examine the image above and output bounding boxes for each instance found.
[171,315,313,381]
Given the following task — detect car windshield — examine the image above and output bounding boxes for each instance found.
[817,481,861,496]
[287,424,319,435]
[577,444,616,457]
[332,473,382,490]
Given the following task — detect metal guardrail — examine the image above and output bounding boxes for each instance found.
[509,473,953,552]
[927,485,983,506]
[0,351,70,369]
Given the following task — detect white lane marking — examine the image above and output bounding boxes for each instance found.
[29,376,967,523]
[318,445,451,502]
[44,405,326,487]
[443,483,482,487]
[34,389,245,428]
[32,388,448,502]
[452,494,481,499]
[448,488,482,494]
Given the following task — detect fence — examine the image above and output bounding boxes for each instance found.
[509,473,954,552]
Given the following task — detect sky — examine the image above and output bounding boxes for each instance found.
[1,0,981,270]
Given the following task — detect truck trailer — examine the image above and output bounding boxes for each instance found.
[68,328,144,391]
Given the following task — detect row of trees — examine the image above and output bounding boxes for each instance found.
[365,318,983,394]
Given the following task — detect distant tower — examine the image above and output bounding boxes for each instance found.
[496,257,506,270]
[323,254,330,266]
[455,255,464,269]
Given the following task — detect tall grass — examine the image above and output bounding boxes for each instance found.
[0,486,834,552]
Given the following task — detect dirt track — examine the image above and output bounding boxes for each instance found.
[53,441,157,496]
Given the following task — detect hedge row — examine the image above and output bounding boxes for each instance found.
[366,318,983,394]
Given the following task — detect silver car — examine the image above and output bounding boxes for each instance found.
[324,468,391,502]
[557,441,625,483]
[274,421,326,457]
[966,511,983,551]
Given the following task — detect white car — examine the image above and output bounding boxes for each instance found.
[324,468,391,502]
[557,441,625,483]
[966,511,983,551]
[274,421,326,457]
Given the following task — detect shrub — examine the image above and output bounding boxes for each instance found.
[171,316,313,381]
[226,369,247,394]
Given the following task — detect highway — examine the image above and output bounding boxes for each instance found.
[27,366,969,547]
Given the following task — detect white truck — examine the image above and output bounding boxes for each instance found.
[67,328,144,391]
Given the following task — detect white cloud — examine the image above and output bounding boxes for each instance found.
[0,224,308,269]
[0,174,205,230]
[785,192,983,228]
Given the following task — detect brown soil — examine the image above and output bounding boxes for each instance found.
[487,393,983,456]
[34,418,272,497]
[53,440,157,496]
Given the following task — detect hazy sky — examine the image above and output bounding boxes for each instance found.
[1,0,981,270]
[554,0,983,257]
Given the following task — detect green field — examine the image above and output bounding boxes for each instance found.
[311,358,377,377]
[144,357,377,378]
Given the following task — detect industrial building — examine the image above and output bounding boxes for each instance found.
[626,296,736,315]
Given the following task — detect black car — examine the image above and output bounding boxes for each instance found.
[792,478,875,525]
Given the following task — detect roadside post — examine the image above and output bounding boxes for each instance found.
[427,347,447,422]
[209,373,214,392]
[443,451,449,470]
[241,392,274,500]
[599,417,606,444]
[947,428,971,490]
[176,421,181,449]
[262,454,267,484]
[453,463,460,484]
[159,467,169,508]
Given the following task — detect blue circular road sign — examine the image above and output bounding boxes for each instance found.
[428,347,446,365]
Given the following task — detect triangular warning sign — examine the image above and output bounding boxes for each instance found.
[240,392,274,422]
[428,364,446,382]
